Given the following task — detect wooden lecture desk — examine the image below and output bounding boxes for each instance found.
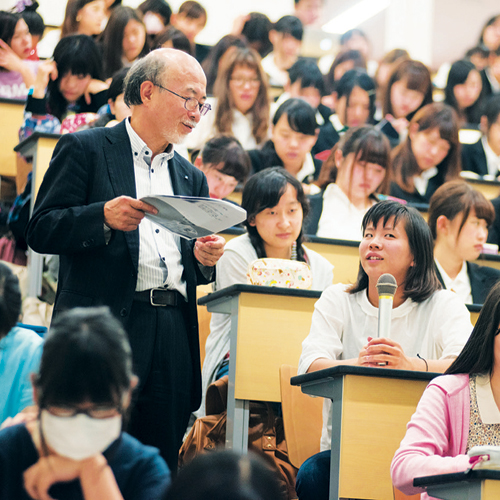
[414,469,500,500]
[14,132,61,297]
[198,284,322,450]
[292,366,437,500]
[198,285,479,457]
[0,97,26,178]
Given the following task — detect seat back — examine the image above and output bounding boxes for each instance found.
[197,286,212,368]
[279,364,323,469]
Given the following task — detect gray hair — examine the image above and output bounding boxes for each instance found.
[124,51,168,106]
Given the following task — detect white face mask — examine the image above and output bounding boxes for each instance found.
[40,410,122,461]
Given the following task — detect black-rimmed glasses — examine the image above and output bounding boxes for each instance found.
[155,84,211,116]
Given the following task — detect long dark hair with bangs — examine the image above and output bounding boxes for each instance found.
[447,281,500,375]
[100,6,148,79]
[315,125,391,191]
[214,46,270,145]
[349,200,441,302]
[392,103,461,194]
[428,180,495,240]
[34,307,134,409]
[382,59,433,120]
[242,167,310,262]
[47,34,103,121]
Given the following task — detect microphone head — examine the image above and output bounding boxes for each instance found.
[376,273,397,297]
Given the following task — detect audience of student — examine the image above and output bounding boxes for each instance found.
[19,1,45,61]
[240,12,272,59]
[201,34,247,95]
[199,167,333,417]
[21,34,108,137]
[0,306,171,499]
[462,94,500,176]
[379,59,433,146]
[428,181,500,305]
[171,1,207,45]
[0,263,43,425]
[390,103,461,204]
[272,58,328,125]
[261,15,303,87]
[295,200,473,500]
[165,450,286,500]
[0,10,39,99]
[306,126,391,240]
[444,59,483,127]
[249,98,320,191]
[100,6,148,79]
[193,135,251,200]
[314,68,376,155]
[391,280,500,499]
[155,25,191,54]
[185,46,269,151]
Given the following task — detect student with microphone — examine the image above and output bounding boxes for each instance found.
[295,200,473,500]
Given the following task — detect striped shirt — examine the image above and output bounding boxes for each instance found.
[125,118,187,298]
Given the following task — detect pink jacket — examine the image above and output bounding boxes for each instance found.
[391,374,472,499]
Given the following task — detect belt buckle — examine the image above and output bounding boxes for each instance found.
[150,288,166,307]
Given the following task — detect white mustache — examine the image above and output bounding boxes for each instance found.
[184,120,197,130]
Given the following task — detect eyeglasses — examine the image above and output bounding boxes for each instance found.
[155,84,211,116]
[45,405,122,419]
[230,77,261,88]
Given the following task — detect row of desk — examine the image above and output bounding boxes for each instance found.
[9,122,500,500]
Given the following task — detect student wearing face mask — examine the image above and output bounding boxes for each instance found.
[0,307,170,500]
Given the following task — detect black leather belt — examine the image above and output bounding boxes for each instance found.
[134,288,181,307]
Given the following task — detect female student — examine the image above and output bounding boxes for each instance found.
[0,11,39,99]
[184,46,269,151]
[193,135,251,200]
[391,280,500,499]
[21,34,108,137]
[379,59,433,146]
[295,200,473,500]
[100,6,148,79]
[390,102,461,204]
[313,68,377,156]
[0,306,170,499]
[428,180,500,304]
[306,126,391,240]
[38,0,106,59]
[249,98,319,190]
[444,59,483,127]
[199,167,334,417]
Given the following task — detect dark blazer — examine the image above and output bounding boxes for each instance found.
[26,121,211,408]
[311,121,341,157]
[461,139,488,176]
[435,261,500,304]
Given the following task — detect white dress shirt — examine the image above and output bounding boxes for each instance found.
[435,259,472,304]
[414,167,438,197]
[125,118,187,298]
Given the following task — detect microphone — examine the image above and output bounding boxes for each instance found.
[376,274,397,339]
